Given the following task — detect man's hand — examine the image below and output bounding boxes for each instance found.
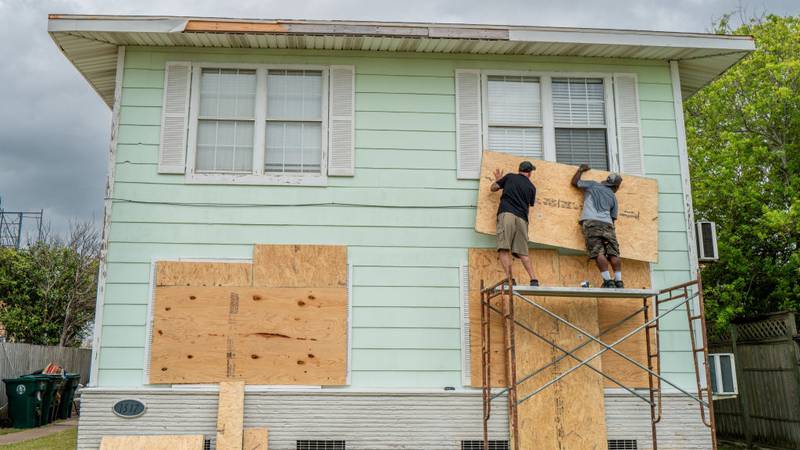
[493,168,505,181]
[579,164,591,173]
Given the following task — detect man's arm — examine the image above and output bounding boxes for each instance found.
[571,164,591,187]
[611,198,619,222]
[490,168,505,192]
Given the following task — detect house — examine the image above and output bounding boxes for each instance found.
[48,14,754,450]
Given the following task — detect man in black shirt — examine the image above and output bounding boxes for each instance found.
[490,161,539,286]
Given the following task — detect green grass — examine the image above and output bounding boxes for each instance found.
[0,428,76,450]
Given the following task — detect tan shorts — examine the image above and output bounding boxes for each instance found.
[496,212,529,257]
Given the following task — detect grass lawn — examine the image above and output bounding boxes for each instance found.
[0,428,76,450]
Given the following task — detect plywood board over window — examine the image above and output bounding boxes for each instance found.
[475,150,659,262]
[149,244,347,385]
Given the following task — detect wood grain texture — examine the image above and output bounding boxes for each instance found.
[475,150,659,262]
[156,261,252,287]
[216,381,245,450]
[243,428,269,450]
[149,287,347,385]
[100,435,204,450]
[252,244,347,287]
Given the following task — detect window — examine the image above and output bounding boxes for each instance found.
[486,75,543,159]
[188,64,328,183]
[552,78,609,170]
[708,353,737,395]
[483,73,614,171]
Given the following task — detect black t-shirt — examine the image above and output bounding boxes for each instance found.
[496,173,536,222]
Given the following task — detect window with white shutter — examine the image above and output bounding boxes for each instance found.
[455,69,482,179]
[552,77,610,170]
[613,73,644,176]
[158,62,192,174]
[486,75,543,159]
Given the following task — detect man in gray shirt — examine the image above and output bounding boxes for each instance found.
[571,164,624,288]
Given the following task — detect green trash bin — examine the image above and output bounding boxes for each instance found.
[56,373,80,419]
[21,375,61,426]
[2,377,47,428]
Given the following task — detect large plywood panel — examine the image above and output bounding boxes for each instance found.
[156,261,252,287]
[100,435,204,450]
[476,150,659,262]
[243,428,269,450]
[252,244,347,287]
[216,381,245,450]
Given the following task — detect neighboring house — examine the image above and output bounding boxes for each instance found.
[49,14,754,450]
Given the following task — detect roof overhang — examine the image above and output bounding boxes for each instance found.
[48,14,755,107]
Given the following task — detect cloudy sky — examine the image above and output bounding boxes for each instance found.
[1,0,798,238]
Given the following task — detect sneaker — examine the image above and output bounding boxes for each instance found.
[601,279,616,289]
[530,279,540,287]
[615,280,625,289]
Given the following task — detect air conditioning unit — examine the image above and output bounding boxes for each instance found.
[708,353,737,397]
[695,221,719,262]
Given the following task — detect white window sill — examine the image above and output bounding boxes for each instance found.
[185,172,328,186]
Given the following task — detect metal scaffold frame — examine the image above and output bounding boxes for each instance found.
[480,278,717,450]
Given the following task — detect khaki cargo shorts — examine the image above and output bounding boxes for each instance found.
[581,220,620,259]
[496,212,529,257]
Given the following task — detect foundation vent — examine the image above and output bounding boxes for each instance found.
[461,441,510,450]
[608,440,638,450]
[297,441,346,450]
[203,437,213,450]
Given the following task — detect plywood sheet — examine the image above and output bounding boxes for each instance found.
[149,287,347,385]
[475,150,659,262]
[242,428,269,450]
[243,428,269,450]
[216,381,245,450]
[156,261,252,287]
[252,244,347,287]
[100,435,204,450]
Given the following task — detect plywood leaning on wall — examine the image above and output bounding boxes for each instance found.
[149,245,347,385]
[475,150,659,262]
[216,381,245,450]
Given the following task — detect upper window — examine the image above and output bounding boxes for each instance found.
[188,65,328,183]
[484,74,612,171]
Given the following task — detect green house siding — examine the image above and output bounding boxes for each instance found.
[97,47,696,389]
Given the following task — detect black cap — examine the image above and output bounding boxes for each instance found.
[519,161,535,173]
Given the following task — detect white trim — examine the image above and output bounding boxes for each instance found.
[670,60,700,278]
[185,62,330,186]
[481,70,619,171]
[142,259,157,385]
[459,263,471,387]
[90,45,125,387]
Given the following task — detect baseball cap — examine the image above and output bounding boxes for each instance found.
[518,161,536,173]
[604,172,623,186]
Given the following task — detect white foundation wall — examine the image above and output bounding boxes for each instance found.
[76,390,712,449]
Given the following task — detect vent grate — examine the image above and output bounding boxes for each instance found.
[203,438,213,450]
[297,441,346,450]
[461,441,510,450]
[608,440,637,450]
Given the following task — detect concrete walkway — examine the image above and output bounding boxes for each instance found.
[0,418,78,445]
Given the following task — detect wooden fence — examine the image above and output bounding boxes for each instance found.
[0,342,91,413]
[709,312,800,449]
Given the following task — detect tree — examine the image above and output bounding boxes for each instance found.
[686,15,800,332]
[0,221,99,346]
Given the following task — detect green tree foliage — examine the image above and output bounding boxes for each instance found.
[686,15,800,332]
[0,222,99,346]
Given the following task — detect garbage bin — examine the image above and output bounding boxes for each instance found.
[21,375,61,426]
[2,377,48,428]
[56,373,80,419]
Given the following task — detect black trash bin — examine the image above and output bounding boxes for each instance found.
[21,375,61,426]
[2,377,47,428]
[56,373,80,419]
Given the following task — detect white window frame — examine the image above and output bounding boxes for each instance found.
[481,70,619,171]
[708,352,738,396]
[186,62,329,185]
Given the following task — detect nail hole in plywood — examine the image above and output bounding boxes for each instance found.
[189,295,196,300]
[251,354,259,359]
[165,307,171,311]
[297,360,305,365]
[161,367,168,371]
[297,300,306,306]
[308,354,315,358]
[308,294,316,300]
[157,330,163,335]
[187,355,193,359]
[253,295,261,301]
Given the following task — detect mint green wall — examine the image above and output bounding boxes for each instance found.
[97,47,695,389]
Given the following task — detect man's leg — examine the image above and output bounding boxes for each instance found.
[594,254,610,272]
[519,254,536,283]
[498,249,513,280]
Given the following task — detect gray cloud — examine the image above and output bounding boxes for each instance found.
[1,0,798,237]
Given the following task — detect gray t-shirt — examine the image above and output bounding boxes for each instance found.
[576,180,618,224]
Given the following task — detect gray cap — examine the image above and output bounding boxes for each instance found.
[518,161,536,173]
[604,172,623,186]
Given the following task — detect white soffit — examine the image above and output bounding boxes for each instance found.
[47,14,755,107]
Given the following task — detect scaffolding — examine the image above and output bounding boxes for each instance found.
[0,198,44,249]
[480,279,716,450]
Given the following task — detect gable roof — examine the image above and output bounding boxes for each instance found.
[48,14,755,106]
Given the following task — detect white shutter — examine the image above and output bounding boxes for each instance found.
[328,65,355,176]
[456,69,483,179]
[613,73,644,175]
[158,62,192,174]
